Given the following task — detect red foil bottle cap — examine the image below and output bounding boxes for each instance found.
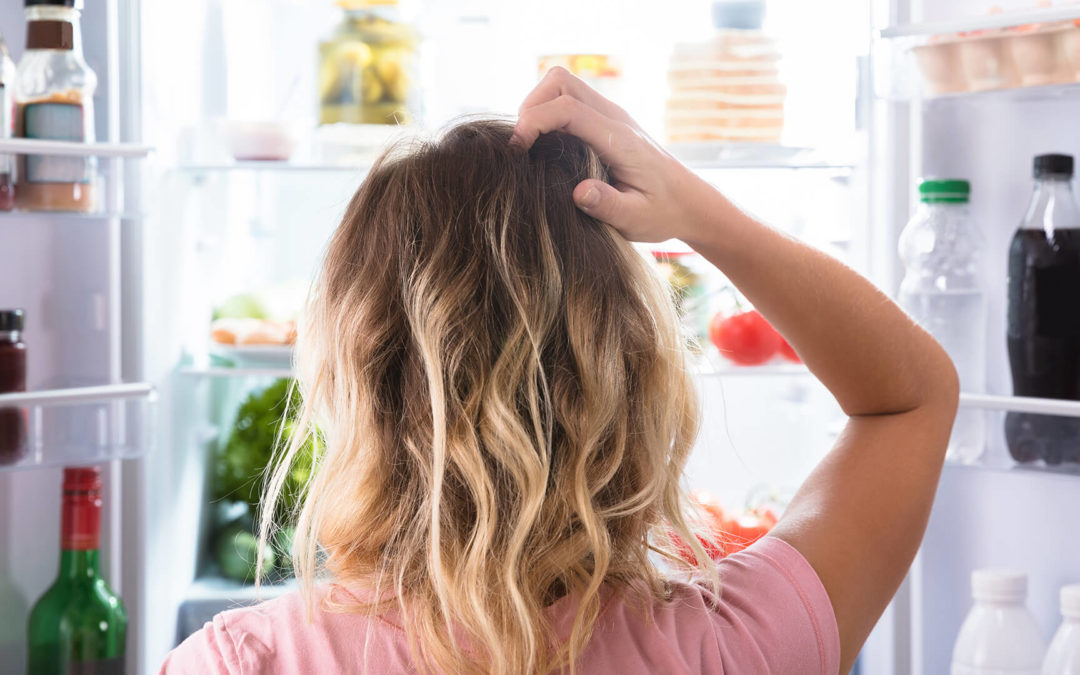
[61,466,102,550]
[63,466,102,492]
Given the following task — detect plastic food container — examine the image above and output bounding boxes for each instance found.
[1008,25,1072,87]
[912,40,968,95]
[223,121,295,162]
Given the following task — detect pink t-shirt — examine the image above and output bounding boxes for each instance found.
[160,536,839,674]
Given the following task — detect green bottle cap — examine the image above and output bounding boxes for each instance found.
[919,179,970,203]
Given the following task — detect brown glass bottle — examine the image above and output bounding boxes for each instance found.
[0,308,27,465]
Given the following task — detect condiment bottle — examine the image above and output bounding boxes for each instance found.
[15,0,98,213]
[0,29,15,211]
[0,309,27,465]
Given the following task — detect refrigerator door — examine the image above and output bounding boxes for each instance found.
[871,0,1080,673]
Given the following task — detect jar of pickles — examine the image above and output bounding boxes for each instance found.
[318,0,418,126]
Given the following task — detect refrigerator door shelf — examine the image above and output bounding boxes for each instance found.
[881,6,1080,38]
[0,139,152,159]
[0,382,156,472]
[942,395,1080,475]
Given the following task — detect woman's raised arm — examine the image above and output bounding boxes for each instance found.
[513,67,959,674]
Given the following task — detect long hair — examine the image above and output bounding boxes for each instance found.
[259,118,712,673]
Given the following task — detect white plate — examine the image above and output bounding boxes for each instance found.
[209,343,293,366]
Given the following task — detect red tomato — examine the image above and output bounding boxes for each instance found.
[708,310,782,365]
[670,497,780,563]
[778,338,801,363]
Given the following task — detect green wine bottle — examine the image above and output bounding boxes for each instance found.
[27,467,127,674]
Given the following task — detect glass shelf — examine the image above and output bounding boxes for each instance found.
[667,143,854,171]
[696,362,810,377]
[172,161,372,176]
[178,365,294,379]
[177,576,296,641]
[0,383,157,472]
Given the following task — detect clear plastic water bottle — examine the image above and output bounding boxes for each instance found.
[1043,585,1080,675]
[899,179,987,462]
[952,569,1046,675]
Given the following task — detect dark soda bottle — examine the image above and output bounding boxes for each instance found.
[1006,153,1080,464]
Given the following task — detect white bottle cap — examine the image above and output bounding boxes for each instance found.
[972,568,1027,602]
[1062,584,1080,618]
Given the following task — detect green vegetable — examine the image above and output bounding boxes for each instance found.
[215,522,276,583]
[213,378,314,524]
[273,526,296,572]
[213,293,268,320]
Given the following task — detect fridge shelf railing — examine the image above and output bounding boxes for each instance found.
[0,138,152,158]
[880,7,1080,38]
[958,392,1080,418]
[0,382,156,472]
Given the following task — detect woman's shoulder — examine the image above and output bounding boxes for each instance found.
[159,585,415,674]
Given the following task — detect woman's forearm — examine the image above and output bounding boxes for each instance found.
[683,184,957,417]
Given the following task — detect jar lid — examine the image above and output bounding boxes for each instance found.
[919,178,970,203]
[0,309,24,332]
[1061,584,1080,618]
[26,0,79,7]
[972,568,1027,602]
[1034,153,1074,179]
[336,0,398,8]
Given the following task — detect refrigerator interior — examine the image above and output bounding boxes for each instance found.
[135,0,870,669]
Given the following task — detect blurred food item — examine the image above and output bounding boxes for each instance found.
[213,379,313,524]
[223,121,295,162]
[537,54,622,101]
[14,2,98,213]
[1009,24,1072,87]
[959,31,1020,91]
[214,520,275,583]
[665,30,785,144]
[318,0,417,126]
[671,492,779,563]
[708,309,782,366]
[213,293,269,321]
[912,39,968,95]
[210,318,296,346]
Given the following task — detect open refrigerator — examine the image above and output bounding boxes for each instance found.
[1,0,1080,673]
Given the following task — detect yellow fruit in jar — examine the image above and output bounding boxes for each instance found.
[360,67,384,103]
[318,55,344,103]
[335,41,373,69]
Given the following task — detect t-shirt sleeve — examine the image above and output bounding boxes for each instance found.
[158,613,240,675]
[705,535,841,675]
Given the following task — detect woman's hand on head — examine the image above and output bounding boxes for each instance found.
[512,67,718,244]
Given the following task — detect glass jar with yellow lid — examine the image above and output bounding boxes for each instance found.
[318,0,418,125]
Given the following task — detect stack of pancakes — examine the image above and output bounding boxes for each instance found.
[665,30,786,144]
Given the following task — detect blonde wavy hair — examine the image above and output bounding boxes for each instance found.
[260,118,714,674]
